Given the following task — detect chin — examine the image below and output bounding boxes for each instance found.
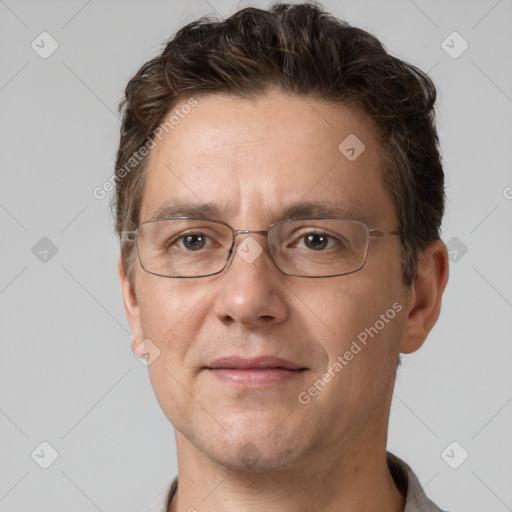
[210,444,301,473]
[198,426,307,473]
[174,405,317,472]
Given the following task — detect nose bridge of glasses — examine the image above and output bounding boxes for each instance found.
[229,229,271,254]
[232,229,268,237]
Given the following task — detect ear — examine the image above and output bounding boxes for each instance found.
[117,254,144,352]
[400,240,449,354]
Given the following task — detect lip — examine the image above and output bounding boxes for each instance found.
[205,356,307,388]
[207,356,306,371]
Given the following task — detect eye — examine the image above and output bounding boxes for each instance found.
[304,233,329,250]
[293,231,341,251]
[175,232,209,251]
[169,228,230,252]
[146,221,230,255]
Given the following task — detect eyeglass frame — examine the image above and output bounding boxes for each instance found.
[121,216,401,279]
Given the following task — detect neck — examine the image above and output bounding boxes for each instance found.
[168,431,404,512]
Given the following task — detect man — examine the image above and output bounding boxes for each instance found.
[114,2,449,511]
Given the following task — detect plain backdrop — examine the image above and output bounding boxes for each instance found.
[1,0,511,511]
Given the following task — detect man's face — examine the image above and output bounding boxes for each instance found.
[123,89,411,470]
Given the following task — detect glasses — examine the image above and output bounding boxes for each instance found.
[121,217,400,279]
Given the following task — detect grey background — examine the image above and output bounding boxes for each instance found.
[1,0,511,510]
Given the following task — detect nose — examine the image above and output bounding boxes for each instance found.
[212,233,289,328]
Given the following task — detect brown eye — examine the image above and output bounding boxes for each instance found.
[304,233,328,250]
[180,234,206,250]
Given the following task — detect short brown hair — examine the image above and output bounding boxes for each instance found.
[113,1,444,288]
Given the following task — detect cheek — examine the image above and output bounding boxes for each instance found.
[136,274,206,339]
[303,268,405,369]
[137,278,210,420]
[134,276,214,402]
[304,282,405,418]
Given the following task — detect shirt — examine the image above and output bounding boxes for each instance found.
[145,452,448,512]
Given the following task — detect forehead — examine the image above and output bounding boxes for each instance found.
[141,90,396,227]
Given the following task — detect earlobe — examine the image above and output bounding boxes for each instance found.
[117,255,144,351]
[400,240,449,354]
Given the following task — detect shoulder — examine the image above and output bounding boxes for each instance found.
[387,452,450,512]
[144,477,177,512]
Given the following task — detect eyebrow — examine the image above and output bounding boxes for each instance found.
[148,200,366,223]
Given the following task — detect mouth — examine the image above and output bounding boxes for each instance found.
[205,356,308,388]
